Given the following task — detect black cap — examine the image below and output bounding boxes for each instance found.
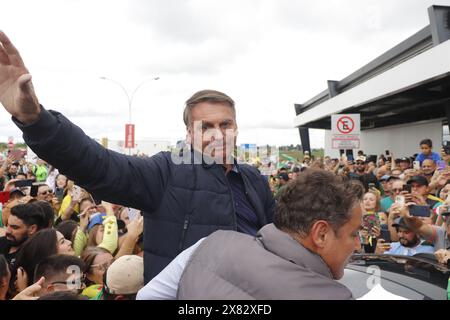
[278,172,289,182]
[12,161,20,166]
[399,157,410,163]
[407,175,428,186]
[392,217,411,230]
[292,167,300,173]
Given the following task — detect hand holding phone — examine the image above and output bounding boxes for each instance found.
[437,160,447,171]
[72,185,82,202]
[413,161,421,170]
[402,184,412,193]
[395,195,405,207]
[376,239,391,254]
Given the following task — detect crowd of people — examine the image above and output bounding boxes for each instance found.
[1,137,449,300]
[0,30,449,300]
[0,153,145,300]
[260,138,450,263]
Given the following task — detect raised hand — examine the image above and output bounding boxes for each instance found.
[127,215,144,239]
[12,277,45,300]
[0,31,40,124]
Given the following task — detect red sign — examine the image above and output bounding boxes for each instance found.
[337,116,355,134]
[125,124,135,148]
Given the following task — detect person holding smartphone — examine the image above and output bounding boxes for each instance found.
[375,217,434,256]
[406,175,443,218]
[396,202,450,253]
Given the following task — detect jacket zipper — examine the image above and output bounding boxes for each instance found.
[178,214,190,252]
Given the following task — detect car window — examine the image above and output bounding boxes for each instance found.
[340,257,448,300]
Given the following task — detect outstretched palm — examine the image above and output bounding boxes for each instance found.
[0,31,40,123]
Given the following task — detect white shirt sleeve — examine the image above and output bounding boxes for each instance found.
[136,238,205,300]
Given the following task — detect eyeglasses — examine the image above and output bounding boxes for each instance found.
[355,161,365,165]
[90,261,112,272]
[392,188,403,193]
[50,274,86,292]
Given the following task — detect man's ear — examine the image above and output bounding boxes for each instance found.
[309,220,333,249]
[28,224,38,237]
[45,284,55,293]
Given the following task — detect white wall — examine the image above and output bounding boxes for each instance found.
[325,119,444,158]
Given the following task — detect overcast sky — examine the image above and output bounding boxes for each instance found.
[1,0,448,147]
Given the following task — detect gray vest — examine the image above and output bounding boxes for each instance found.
[177,223,353,299]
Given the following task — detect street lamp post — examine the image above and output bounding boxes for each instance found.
[100,76,160,155]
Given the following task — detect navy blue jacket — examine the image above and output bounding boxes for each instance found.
[14,109,275,283]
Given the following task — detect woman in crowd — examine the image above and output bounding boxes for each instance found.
[359,191,387,253]
[14,228,74,288]
[80,246,114,299]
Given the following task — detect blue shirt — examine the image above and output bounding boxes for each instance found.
[225,166,260,236]
[415,152,441,164]
[384,241,434,256]
[380,197,394,213]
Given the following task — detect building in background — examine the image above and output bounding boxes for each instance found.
[294,5,450,159]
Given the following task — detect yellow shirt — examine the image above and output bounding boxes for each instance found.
[58,195,79,217]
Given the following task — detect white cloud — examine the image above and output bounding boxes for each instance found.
[1,0,447,148]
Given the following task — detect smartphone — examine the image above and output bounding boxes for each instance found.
[437,160,446,171]
[443,141,450,155]
[30,185,39,197]
[14,179,34,188]
[380,226,391,242]
[402,184,412,193]
[72,185,82,202]
[385,150,390,156]
[395,195,405,207]
[409,205,431,217]
[55,188,65,202]
[362,214,380,235]
[413,161,420,170]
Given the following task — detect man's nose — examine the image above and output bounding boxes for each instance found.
[209,128,223,141]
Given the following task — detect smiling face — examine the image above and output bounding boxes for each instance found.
[56,174,68,189]
[56,231,74,255]
[421,160,436,175]
[187,102,238,165]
